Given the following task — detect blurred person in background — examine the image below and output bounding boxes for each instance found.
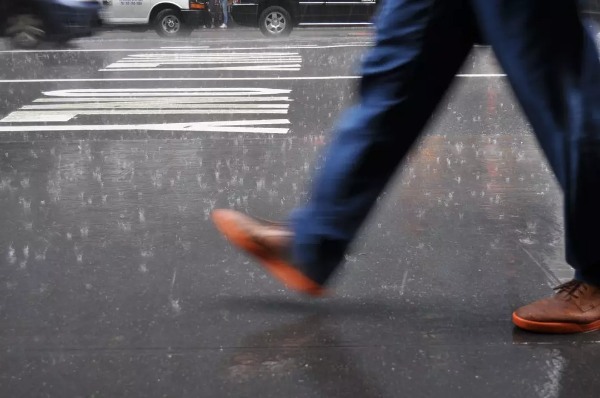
[212,0,600,334]
[204,0,217,28]
[219,0,229,28]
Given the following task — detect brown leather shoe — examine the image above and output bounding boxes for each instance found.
[211,209,327,297]
[513,280,600,333]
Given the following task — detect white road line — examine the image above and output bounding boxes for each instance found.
[0,43,371,54]
[0,77,356,83]
[102,67,302,72]
[129,52,303,57]
[100,66,302,72]
[2,109,290,123]
[456,73,507,77]
[33,96,291,103]
[23,103,290,109]
[172,44,371,50]
[107,60,302,66]
[0,119,290,134]
[106,61,302,67]
[160,46,211,49]
[229,44,371,49]
[0,74,506,83]
[42,88,291,96]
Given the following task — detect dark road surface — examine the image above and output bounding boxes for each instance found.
[1,28,599,397]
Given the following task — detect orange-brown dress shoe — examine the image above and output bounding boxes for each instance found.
[513,280,600,333]
[211,209,327,297]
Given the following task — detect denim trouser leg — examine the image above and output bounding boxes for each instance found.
[471,0,600,286]
[292,0,600,287]
[221,0,228,25]
[291,0,477,284]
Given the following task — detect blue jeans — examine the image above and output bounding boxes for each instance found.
[220,0,228,25]
[291,0,600,286]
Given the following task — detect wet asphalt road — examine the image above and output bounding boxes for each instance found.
[1,28,600,397]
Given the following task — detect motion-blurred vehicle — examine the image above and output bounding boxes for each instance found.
[231,0,378,37]
[0,0,102,48]
[100,0,208,37]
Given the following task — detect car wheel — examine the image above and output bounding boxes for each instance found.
[259,6,292,37]
[6,14,45,49]
[154,9,186,37]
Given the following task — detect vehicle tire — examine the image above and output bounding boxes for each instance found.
[154,9,185,37]
[259,6,292,37]
[6,14,45,49]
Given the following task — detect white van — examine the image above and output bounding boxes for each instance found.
[100,0,208,37]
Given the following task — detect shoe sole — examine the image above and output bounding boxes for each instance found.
[212,210,326,297]
[512,312,600,334]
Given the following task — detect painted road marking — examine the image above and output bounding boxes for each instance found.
[3,110,290,123]
[0,77,361,83]
[33,95,289,101]
[0,74,507,84]
[101,52,302,72]
[0,120,290,134]
[36,88,292,96]
[0,88,292,134]
[0,43,372,54]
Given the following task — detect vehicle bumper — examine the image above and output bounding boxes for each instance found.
[231,4,259,27]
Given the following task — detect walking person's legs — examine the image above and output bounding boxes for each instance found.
[219,0,229,28]
[221,0,228,27]
[212,0,600,334]
[471,0,600,333]
[207,0,216,28]
[212,0,477,292]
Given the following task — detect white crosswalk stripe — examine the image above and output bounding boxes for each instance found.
[0,120,290,134]
[0,88,293,134]
[101,52,303,72]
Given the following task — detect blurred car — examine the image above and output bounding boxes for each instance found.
[100,0,209,37]
[0,0,102,48]
[231,0,378,37]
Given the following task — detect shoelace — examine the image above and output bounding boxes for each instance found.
[554,280,587,299]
